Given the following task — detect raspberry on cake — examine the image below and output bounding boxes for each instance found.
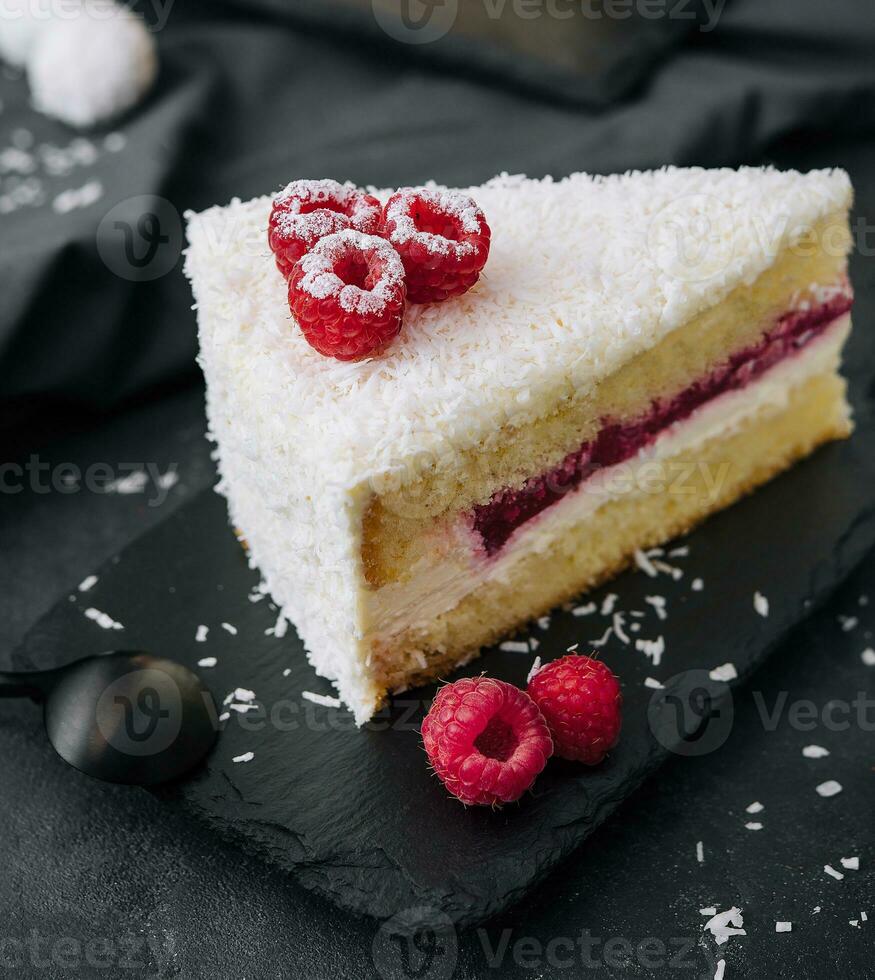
[288,230,406,361]
[269,178,382,279]
[185,168,855,724]
[382,187,491,303]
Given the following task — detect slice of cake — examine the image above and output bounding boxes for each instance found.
[184,167,854,724]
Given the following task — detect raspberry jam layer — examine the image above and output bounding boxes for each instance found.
[473,293,852,556]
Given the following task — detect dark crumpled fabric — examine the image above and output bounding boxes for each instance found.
[1,0,874,434]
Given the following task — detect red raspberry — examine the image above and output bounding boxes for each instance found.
[527,655,622,765]
[381,187,491,303]
[421,676,553,806]
[288,230,406,361]
[269,179,382,279]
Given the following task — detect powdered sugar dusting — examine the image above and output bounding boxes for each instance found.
[276,177,364,211]
[385,186,484,257]
[297,230,405,317]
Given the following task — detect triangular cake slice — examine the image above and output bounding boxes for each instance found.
[185,167,854,723]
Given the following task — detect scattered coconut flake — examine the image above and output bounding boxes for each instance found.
[224,688,255,705]
[84,607,123,631]
[197,657,217,668]
[590,625,613,648]
[824,865,844,880]
[644,677,664,690]
[816,780,842,798]
[634,549,658,577]
[220,622,237,635]
[282,668,291,677]
[526,656,542,684]
[600,593,619,616]
[566,643,579,653]
[709,662,738,682]
[572,602,597,617]
[105,469,148,494]
[838,615,858,632]
[703,907,746,946]
[195,625,209,643]
[862,911,868,921]
[499,640,530,653]
[218,711,230,722]
[861,648,875,666]
[754,591,769,617]
[812,907,821,914]
[669,545,690,557]
[849,919,860,928]
[714,960,726,980]
[745,801,764,814]
[635,636,664,665]
[52,180,103,214]
[802,744,830,758]
[78,574,98,592]
[302,690,342,709]
[696,841,704,864]
[537,615,551,630]
[104,132,126,153]
[700,907,717,916]
[529,636,540,651]
[775,922,792,933]
[232,751,254,764]
[645,595,667,620]
[653,559,683,580]
[157,469,179,491]
[273,612,289,639]
[745,822,763,831]
[692,577,704,592]
[612,612,630,645]
[840,856,859,870]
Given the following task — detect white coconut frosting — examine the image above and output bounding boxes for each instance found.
[184,166,852,721]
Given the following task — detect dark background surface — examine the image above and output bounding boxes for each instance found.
[1,0,873,976]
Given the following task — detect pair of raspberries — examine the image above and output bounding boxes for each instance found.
[268,178,492,361]
[422,655,623,807]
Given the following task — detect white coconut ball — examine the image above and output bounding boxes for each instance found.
[27,1,157,128]
[0,0,53,67]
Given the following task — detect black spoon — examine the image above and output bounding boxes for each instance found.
[0,651,219,786]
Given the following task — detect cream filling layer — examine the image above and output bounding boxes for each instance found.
[363,314,851,643]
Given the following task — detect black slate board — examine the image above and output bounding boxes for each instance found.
[13,405,875,928]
